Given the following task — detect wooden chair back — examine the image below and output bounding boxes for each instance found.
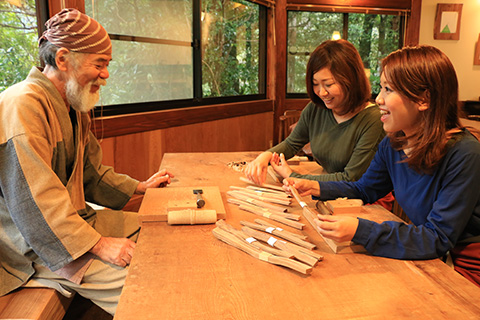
[278,110,302,142]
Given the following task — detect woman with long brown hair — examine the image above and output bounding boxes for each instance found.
[285,45,480,287]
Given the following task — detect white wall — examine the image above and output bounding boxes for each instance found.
[419,0,480,101]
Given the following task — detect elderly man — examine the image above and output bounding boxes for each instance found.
[0,8,172,315]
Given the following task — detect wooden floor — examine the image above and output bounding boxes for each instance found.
[63,295,112,320]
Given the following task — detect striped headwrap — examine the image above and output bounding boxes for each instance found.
[39,8,112,55]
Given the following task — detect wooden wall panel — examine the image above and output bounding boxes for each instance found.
[164,113,273,153]
[100,112,273,182]
[99,137,115,167]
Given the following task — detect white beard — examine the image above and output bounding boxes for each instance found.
[65,75,105,113]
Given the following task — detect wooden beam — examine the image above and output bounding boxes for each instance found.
[91,100,274,138]
[48,0,84,16]
[405,0,422,46]
[273,0,288,145]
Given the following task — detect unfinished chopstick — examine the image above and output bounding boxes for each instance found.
[240,177,285,192]
[241,225,323,262]
[246,186,289,197]
[289,186,308,209]
[241,226,320,267]
[227,190,289,213]
[229,187,292,206]
[241,220,315,250]
[237,203,304,230]
[316,200,332,215]
[216,220,293,258]
[267,166,281,183]
[212,224,312,274]
[227,198,299,221]
[254,219,308,240]
[230,186,291,201]
[289,186,345,253]
[237,210,304,232]
[228,198,304,230]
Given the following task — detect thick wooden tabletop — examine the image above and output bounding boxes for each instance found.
[114,152,480,320]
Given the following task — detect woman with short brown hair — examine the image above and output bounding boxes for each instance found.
[245,39,384,186]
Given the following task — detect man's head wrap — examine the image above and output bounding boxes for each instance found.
[39,8,112,55]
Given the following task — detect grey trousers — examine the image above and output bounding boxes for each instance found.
[23,210,140,315]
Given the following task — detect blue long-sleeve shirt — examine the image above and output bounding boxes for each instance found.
[316,131,480,260]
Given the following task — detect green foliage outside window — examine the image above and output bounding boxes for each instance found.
[202,0,261,97]
[85,0,194,105]
[287,11,402,96]
[0,1,402,106]
[0,0,39,93]
[287,11,343,94]
[348,13,401,95]
[86,0,262,107]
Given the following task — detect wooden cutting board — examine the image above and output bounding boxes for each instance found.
[138,186,226,223]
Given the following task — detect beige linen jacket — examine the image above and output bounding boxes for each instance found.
[0,67,139,296]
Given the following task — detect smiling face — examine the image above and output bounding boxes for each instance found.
[376,72,427,137]
[312,68,345,114]
[65,52,111,112]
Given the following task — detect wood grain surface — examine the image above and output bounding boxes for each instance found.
[115,152,480,320]
[138,186,226,223]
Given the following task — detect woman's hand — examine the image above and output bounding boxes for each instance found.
[314,214,359,243]
[270,153,293,179]
[135,169,174,194]
[244,152,273,185]
[283,177,320,197]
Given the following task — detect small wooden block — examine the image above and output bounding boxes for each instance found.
[326,199,364,214]
[286,159,300,165]
[138,186,226,223]
[320,234,366,254]
[286,155,308,165]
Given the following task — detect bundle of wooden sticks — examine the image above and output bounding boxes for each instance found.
[212,219,323,275]
[227,177,305,229]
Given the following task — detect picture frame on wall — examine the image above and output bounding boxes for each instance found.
[434,3,463,40]
[475,34,480,65]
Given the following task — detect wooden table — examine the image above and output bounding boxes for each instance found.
[114,152,480,320]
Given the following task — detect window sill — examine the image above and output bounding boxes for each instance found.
[91,99,274,138]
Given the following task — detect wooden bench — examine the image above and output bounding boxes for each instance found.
[0,288,73,320]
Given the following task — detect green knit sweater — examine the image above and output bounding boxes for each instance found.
[269,101,385,182]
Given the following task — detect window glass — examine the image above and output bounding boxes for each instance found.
[287,11,343,94]
[287,11,402,96]
[88,0,191,42]
[202,0,262,97]
[85,0,193,105]
[0,0,39,92]
[102,41,192,105]
[348,13,401,95]
[86,0,265,112]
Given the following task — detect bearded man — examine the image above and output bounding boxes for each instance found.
[0,8,172,315]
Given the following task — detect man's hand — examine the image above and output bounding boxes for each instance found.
[89,236,136,267]
[135,169,174,194]
[244,152,273,185]
[283,177,320,197]
[270,152,293,179]
[314,215,359,243]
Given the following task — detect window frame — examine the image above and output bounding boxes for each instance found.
[284,8,406,99]
[88,0,268,118]
[39,0,420,139]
